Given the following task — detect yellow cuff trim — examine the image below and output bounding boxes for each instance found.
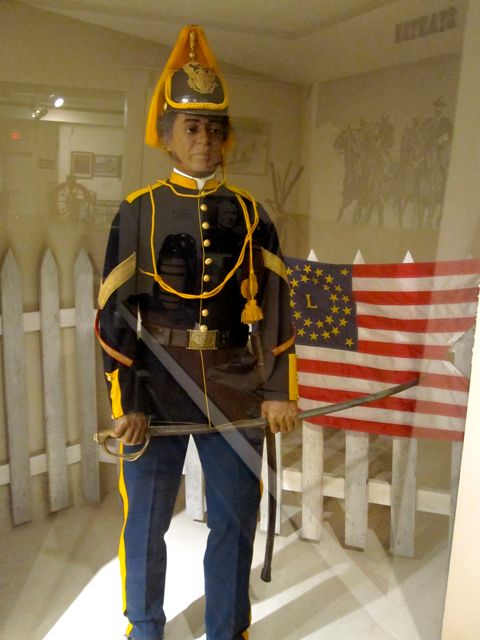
[106,369,124,419]
[261,248,289,283]
[98,253,136,309]
[289,353,299,401]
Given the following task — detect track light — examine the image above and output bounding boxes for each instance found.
[32,106,48,119]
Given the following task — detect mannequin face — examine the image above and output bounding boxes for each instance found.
[165,113,225,177]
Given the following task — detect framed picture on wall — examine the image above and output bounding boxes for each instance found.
[71,151,93,179]
[93,154,122,178]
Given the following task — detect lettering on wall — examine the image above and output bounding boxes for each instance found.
[394,7,457,44]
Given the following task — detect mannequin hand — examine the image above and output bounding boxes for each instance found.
[113,412,149,445]
[261,400,299,434]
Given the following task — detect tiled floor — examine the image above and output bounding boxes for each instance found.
[0,480,450,640]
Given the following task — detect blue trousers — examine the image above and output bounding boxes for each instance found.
[119,428,264,640]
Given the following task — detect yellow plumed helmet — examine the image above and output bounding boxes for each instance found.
[145,25,230,148]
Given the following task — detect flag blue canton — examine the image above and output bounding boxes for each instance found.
[285,257,358,350]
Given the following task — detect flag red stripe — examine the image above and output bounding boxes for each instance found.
[357,314,474,333]
[354,288,479,305]
[296,358,470,391]
[298,385,467,419]
[305,415,464,441]
[358,340,448,359]
[352,260,480,278]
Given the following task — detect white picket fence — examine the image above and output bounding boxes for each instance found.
[0,248,100,525]
[0,247,472,558]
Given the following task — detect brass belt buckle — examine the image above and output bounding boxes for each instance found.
[187,329,218,350]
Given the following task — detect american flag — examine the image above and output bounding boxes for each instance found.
[285,257,480,441]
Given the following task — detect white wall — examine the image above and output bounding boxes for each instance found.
[441,1,480,634]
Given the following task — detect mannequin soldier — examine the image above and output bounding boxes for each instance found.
[96,25,298,640]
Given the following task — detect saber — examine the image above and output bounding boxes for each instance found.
[94,375,418,582]
[95,376,420,455]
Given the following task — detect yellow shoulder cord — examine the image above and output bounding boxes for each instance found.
[140,183,263,323]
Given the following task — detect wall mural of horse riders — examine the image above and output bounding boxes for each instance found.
[335,98,453,229]
[310,54,460,236]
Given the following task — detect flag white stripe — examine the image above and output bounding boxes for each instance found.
[357,327,465,346]
[353,274,480,291]
[356,302,477,320]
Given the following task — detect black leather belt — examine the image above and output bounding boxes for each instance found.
[143,323,231,350]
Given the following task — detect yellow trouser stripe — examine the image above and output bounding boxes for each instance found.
[118,451,131,630]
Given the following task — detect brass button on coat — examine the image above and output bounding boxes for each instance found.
[203,239,211,247]
[205,257,213,265]
[201,309,209,317]
[200,324,208,332]
[203,274,211,282]
[200,204,208,212]
[202,221,210,230]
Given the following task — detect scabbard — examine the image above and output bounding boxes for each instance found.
[261,428,276,582]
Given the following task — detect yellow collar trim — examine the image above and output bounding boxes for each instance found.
[169,172,220,192]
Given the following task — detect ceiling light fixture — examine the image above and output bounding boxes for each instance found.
[32,106,49,119]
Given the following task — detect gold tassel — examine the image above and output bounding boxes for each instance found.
[241,298,264,324]
[240,275,263,323]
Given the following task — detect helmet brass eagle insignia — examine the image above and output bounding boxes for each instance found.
[182,62,218,95]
